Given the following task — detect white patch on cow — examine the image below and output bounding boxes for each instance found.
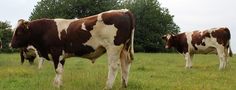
[97,14,103,21]
[54,19,76,39]
[166,34,171,40]
[105,45,123,90]
[90,13,118,47]
[38,57,45,69]
[81,13,118,60]
[106,9,129,13]
[81,22,87,31]
[47,54,53,60]
[59,50,65,61]
[185,32,193,52]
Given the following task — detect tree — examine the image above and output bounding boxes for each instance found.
[121,0,179,52]
[29,0,179,52]
[30,0,118,20]
[0,21,15,53]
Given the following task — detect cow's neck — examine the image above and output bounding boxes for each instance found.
[27,19,53,60]
[172,34,188,54]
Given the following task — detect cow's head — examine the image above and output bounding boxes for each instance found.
[10,19,31,48]
[162,34,175,49]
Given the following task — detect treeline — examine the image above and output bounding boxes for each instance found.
[0,21,15,53]
[0,0,179,53]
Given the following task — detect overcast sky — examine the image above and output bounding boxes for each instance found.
[158,0,236,53]
[0,0,235,52]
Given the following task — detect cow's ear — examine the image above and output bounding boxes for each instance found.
[23,21,30,30]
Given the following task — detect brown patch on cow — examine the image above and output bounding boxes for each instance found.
[81,15,98,31]
[211,27,231,47]
[171,33,188,54]
[102,11,133,46]
[65,20,95,56]
[191,30,211,50]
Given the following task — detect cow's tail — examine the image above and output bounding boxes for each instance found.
[228,43,233,57]
[130,27,135,61]
[226,27,233,57]
[127,10,135,61]
[121,10,134,63]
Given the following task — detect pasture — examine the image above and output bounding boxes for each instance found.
[0,53,235,90]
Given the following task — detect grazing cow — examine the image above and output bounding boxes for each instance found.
[10,9,135,89]
[20,45,37,65]
[20,45,46,69]
[15,45,45,68]
[162,27,232,70]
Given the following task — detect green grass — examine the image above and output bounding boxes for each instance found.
[0,53,235,90]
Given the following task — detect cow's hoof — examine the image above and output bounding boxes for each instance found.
[53,79,62,88]
[185,66,192,69]
[122,84,127,88]
[122,80,128,88]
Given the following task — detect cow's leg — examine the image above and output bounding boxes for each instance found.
[189,54,194,68]
[105,46,122,90]
[223,48,229,68]
[120,49,131,88]
[216,47,226,70]
[184,52,192,69]
[20,50,25,64]
[51,49,64,88]
[38,57,44,69]
[29,58,34,65]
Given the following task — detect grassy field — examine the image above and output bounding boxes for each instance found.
[0,53,235,90]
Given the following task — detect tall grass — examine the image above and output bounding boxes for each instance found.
[0,53,235,90]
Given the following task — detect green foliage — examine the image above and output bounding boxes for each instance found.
[0,53,236,89]
[0,21,15,53]
[29,0,179,52]
[30,0,118,20]
[121,0,179,52]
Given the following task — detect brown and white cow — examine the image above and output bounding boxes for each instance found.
[162,27,232,70]
[10,9,135,89]
[22,45,46,69]
[20,45,37,65]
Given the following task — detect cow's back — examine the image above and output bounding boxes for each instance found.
[64,9,134,59]
[186,27,231,53]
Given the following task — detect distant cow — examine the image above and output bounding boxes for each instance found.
[20,45,37,65]
[10,9,135,89]
[20,45,46,69]
[162,27,232,70]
